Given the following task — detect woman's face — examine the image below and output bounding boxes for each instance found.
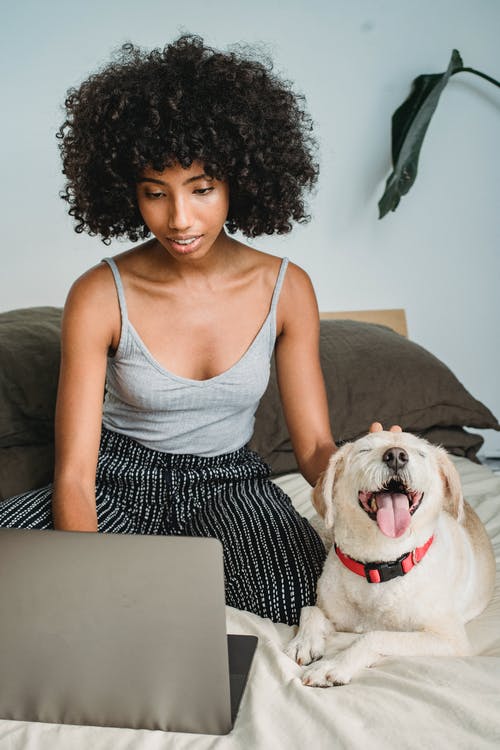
[136,160,230,260]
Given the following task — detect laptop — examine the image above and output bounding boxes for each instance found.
[0,528,257,734]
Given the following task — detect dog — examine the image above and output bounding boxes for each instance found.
[285,430,496,686]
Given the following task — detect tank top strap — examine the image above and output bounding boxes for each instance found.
[267,257,289,354]
[269,257,289,315]
[102,257,129,327]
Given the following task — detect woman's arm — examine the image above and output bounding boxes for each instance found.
[274,264,336,486]
[275,265,403,486]
[52,265,119,531]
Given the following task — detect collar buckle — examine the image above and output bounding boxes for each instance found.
[364,558,405,583]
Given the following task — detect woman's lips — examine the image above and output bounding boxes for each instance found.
[166,235,203,253]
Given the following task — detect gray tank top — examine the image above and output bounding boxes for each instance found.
[101,256,289,456]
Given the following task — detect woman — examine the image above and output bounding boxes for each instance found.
[1,35,394,625]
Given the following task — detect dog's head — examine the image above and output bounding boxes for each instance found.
[313,431,463,551]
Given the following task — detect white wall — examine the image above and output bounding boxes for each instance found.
[1,0,499,453]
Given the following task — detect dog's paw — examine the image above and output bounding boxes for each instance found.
[284,605,333,666]
[284,632,325,667]
[301,661,350,687]
[301,656,353,687]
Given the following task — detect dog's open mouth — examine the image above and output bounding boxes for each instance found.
[358,478,423,538]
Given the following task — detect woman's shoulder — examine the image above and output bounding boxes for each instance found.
[66,259,121,310]
[67,240,152,297]
[63,256,126,346]
[258,257,317,335]
[240,246,317,331]
[250,249,314,300]
[240,244,310,284]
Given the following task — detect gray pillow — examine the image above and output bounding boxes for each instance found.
[250,319,499,474]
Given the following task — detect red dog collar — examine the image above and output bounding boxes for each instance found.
[334,536,434,583]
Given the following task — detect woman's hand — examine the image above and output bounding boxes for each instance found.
[369,422,402,433]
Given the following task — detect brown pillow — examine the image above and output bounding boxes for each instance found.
[1,310,498,483]
[0,307,62,448]
[250,319,499,474]
[0,444,54,501]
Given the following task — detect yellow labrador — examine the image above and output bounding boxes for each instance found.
[285,431,495,686]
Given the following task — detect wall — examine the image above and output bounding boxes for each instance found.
[1,0,499,453]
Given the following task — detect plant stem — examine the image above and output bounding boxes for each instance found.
[453,67,500,88]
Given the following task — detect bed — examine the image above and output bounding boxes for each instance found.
[0,307,499,748]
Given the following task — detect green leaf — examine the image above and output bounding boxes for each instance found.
[378,49,463,219]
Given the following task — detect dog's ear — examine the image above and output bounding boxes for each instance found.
[312,449,345,529]
[437,447,464,522]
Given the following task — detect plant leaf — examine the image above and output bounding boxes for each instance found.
[378,49,463,218]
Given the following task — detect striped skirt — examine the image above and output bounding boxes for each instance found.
[0,428,326,625]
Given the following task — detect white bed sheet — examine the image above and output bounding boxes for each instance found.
[1,457,499,749]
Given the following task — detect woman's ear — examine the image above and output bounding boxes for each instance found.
[312,448,345,529]
[436,447,464,522]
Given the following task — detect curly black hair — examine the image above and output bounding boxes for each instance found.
[57,34,319,242]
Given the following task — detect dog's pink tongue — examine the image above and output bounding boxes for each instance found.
[376,492,411,538]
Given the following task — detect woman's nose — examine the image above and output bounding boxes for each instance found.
[167,196,192,231]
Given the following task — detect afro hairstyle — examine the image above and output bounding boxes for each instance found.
[57,34,319,243]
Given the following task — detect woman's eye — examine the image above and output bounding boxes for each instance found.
[194,187,214,195]
[145,191,164,199]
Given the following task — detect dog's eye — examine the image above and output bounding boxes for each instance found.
[357,449,371,454]
[417,451,426,458]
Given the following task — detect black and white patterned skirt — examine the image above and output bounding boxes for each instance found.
[0,427,326,625]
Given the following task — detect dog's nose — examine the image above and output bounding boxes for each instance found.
[383,448,409,472]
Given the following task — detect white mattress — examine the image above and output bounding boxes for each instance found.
[1,456,499,749]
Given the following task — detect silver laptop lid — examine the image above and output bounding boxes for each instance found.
[0,529,232,733]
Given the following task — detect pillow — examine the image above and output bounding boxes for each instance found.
[250,319,499,474]
[0,307,62,448]
[0,444,54,501]
[1,310,498,485]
